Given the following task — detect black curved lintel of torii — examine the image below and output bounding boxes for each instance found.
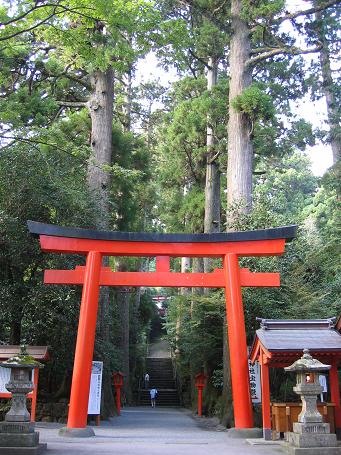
[27,220,298,244]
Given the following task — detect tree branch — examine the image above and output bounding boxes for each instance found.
[0,11,57,42]
[0,5,97,42]
[207,149,221,164]
[246,44,323,67]
[0,134,86,161]
[175,0,230,34]
[56,101,87,108]
[188,48,210,68]
[1,2,64,26]
[272,0,340,25]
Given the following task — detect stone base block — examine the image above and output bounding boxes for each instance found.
[288,431,337,448]
[0,432,39,447]
[293,422,330,434]
[0,443,47,455]
[0,422,35,434]
[59,426,95,438]
[227,427,263,439]
[287,445,341,454]
[336,428,341,440]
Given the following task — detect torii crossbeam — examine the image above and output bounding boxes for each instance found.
[28,221,297,436]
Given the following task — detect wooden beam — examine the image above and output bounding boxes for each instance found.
[44,267,280,288]
[39,235,286,258]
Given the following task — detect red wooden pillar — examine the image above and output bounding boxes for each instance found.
[197,388,203,416]
[223,253,253,428]
[30,367,39,422]
[67,251,102,430]
[116,388,121,416]
[112,372,124,417]
[260,352,271,440]
[330,362,341,432]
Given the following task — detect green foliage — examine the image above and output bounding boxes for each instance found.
[164,292,224,372]
[231,84,275,122]
[241,0,285,21]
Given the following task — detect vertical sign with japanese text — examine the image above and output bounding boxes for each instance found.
[88,361,103,415]
[248,360,261,403]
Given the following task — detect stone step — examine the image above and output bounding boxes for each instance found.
[139,355,180,406]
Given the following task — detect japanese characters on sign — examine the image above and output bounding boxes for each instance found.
[248,360,261,403]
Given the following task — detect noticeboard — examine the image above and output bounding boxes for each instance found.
[88,361,103,415]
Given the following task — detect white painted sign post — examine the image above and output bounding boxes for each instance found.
[88,361,103,415]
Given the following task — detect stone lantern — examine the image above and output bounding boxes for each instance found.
[284,349,340,454]
[0,346,46,454]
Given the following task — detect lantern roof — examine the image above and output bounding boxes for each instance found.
[284,349,331,373]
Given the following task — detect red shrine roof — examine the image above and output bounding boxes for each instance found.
[0,346,50,361]
[250,318,341,366]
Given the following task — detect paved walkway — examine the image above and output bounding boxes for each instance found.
[37,407,285,455]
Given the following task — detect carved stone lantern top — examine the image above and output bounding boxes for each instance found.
[284,349,331,373]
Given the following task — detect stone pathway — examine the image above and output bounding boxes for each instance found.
[147,339,171,358]
[37,407,286,455]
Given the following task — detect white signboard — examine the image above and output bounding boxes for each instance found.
[248,360,261,403]
[0,367,11,393]
[88,361,103,415]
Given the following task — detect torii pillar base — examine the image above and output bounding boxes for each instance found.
[227,428,263,439]
[58,427,95,438]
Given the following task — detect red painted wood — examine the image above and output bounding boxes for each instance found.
[260,352,271,435]
[197,388,203,417]
[116,387,121,416]
[44,267,280,288]
[156,256,170,272]
[223,253,253,428]
[30,368,39,422]
[40,235,286,257]
[67,251,102,430]
[330,362,341,429]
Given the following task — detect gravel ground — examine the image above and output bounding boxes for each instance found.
[36,407,286,455]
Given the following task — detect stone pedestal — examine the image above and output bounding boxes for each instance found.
[0,419,47,454]
[0,363,46,454]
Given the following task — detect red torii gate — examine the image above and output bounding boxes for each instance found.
[28,220,297,436]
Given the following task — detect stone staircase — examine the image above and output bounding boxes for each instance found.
[138,357,181,407]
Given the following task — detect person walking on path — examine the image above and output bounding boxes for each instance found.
[150,388,157,407]
[144,372,150,389]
